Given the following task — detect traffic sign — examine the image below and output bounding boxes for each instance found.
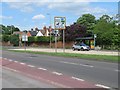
[54,17,66,30]
[22,35,28,41]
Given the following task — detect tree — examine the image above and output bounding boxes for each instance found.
[61,23,87,41]
[94,14,119,49]
[0,25,20,35]
[77,14,96,37]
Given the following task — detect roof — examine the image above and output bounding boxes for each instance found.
[29,31,37,36]
[76,37,93,40]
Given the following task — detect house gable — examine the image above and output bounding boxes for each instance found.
[27,31,31,37]
[36,31,43,36]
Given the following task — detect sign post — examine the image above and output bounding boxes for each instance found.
[22,34,28,51]
[54,17,66,53]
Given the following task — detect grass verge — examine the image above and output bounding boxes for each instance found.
[9,50,119,63]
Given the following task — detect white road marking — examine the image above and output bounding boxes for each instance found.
[14,61,18,63]
[4,58,7,60]
[27,65,35,67]
[71,76,84,81]
[60,61,77,65]
[9,59,13,62]
[60,61,94,68]
[20,63,26,65]
[115,69,120,72]
[3,67,19,73]
[38,68,47,71]
[52,72,63,75]
[95,84,110,89]
[79,64,94,68]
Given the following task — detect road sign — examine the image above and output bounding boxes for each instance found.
[22,35,28,41]
[54,17,66,30]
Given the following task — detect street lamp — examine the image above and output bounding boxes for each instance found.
[47,13,52,48]
[94,34,97,49]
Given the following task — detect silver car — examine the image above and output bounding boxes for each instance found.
[72,43,90,51]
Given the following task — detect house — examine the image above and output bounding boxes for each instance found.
[36,31,43,36]
[27,31,37,37]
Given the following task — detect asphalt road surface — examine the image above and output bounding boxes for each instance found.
[2,68,57,88]
[2,50,119,89]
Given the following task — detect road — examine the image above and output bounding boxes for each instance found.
[2,50,119,89]
[2,67,57,88]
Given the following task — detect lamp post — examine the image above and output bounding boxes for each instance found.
[47,13,52,48]
[94,34,97,49]
[10,25,13,45]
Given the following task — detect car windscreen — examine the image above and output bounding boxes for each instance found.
[80,43,87,46]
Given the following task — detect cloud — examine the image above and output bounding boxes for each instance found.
[0,15,13,19]
[32,14,45,20]
[7,2,34,13]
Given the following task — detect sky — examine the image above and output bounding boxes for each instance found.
[0,0,119,31]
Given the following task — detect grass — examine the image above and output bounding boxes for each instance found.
[9,50,119,63]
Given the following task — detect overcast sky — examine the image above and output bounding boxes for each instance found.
[0,0,119,31]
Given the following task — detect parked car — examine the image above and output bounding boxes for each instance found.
[72,43,90,51]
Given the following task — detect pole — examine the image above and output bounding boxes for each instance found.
[94,37,95,49]
[63,30,65,53]
[10,26,12,45]
[55,35,57,53]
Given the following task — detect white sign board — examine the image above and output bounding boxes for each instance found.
[22,35,28,41]
[54,17,66,30]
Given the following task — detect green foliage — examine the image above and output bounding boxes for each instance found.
[28,36,35,43]
[0,24,20,35]
[35,36,50,42]
[2,35,10,42]
[28,36,50,43]
[94,14,119,50]
[10,35,19,46]
[77,14,96,37]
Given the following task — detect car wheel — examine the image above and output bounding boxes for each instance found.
[81,48,84,51]
[72,47,75,51]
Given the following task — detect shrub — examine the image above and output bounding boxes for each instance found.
[10,35,19,46]
[2,35,10,42]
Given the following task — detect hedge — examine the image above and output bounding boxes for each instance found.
[28,36,50,43]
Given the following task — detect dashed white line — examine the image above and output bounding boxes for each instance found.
[9,59,13,62]
[3,67,19,73]
[20,63,26,65]
[60,61,94,68]
[71,76,85,81]
[52,72,63,75]
[4,58,7,60]
[27,65,35,67]
[14,61,18,63]
[95,84,110,89]
[38,68,47,71]
[115,69,120,72]
[79,64,94,68]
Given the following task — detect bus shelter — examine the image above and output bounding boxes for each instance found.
[75,37,94,49]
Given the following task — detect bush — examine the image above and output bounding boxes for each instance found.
[10,35,19,46]
[2,35,10,42]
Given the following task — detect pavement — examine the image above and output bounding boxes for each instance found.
[8,47,118,56]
